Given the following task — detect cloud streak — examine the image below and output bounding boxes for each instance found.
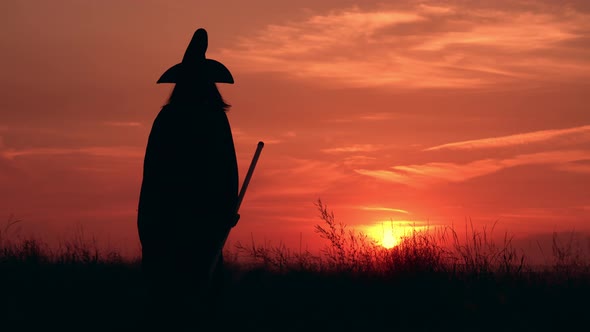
[253,157,350,198]
[359,206,410,214]
[232,128,285,145]
[425,125,590,151]
[557,160,590,174]
[355,150,590,187]
[223,1,590,89]
[322,144,385,154]
[103,121,143,127]
[1,146,143,160]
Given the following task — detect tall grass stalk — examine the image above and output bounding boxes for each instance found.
[237,199,588,281]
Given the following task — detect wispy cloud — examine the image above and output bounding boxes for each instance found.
[323,112,400,124]
[359,206,410,214]
[355,150,590,187]
[1,146,143,160]
[222,1,590,89]
[232,128,285,145]
[254,157,349,198]
[322,144,384,154]
[358,112,398,121]
[342,155,378,167]
[556,160,590,174]
[425,125,590,151]
[103,121,143,127]
[499,210,565,220]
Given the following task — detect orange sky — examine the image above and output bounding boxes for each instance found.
[1,1,589,257]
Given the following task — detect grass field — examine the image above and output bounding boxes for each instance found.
[1,201,589,331]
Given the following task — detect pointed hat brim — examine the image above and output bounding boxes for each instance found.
[157,28,234,84]
[157,60,234,84]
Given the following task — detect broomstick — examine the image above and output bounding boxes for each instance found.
[207,141,264,280]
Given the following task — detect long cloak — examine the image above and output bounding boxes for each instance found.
[137,102,238,282]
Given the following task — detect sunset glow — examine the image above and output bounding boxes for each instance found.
[364,222,428,249]
[1,0,589,258]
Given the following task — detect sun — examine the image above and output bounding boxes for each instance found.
[364,222,402,249]
[381,230,398,249]
[363,221,428,249]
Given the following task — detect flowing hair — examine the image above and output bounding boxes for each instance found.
[167,81,231,112]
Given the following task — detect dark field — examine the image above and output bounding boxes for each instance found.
[1,203,589,331]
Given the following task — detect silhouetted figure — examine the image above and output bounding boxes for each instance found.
[137,28,238,329]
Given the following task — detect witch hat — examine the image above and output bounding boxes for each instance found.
[157,28,234,84]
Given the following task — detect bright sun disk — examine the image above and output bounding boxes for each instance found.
[381,230,398,249]
[364,221,428,249]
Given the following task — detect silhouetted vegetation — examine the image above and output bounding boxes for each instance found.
[1,202,589,331]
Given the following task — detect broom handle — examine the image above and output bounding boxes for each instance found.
[208,141,264,280]
[236,141,264,213]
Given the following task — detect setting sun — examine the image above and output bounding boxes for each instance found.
[363,221,427,249]
[381,230,398,249]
